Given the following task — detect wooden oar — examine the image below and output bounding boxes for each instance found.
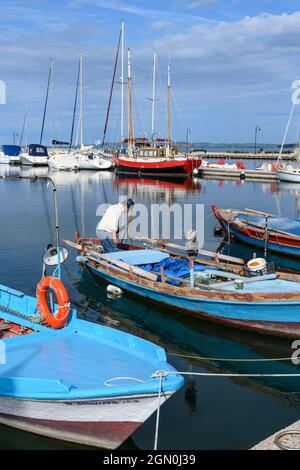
[64,240,158,282]
[135,237,245,265]
[141,242,243,274]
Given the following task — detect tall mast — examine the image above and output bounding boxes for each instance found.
[151,52,156,144]
[69,58,81,152]
[19,101,28,147]
[79,53,83,149]
[167,61,171,148]
[51,58,55,144]
[121,21,125,144]
[127,48,133,149]
[40,61,52,145]
[25,100,28,148]
[101,26,122,146]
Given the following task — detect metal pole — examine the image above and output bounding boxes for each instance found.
[151,52,156,144]
[264,215,268,260]
[40,63,52,145]
[79,53,83,149]
[121,21,124,145]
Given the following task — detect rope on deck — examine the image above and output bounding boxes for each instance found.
[0,304,44,326]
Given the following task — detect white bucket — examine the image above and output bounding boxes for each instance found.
[247,258,266,273]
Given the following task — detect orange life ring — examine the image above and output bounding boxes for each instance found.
[36,276,70,329]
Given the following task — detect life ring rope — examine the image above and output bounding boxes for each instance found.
[36,276,71,329]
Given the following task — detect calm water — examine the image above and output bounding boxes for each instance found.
[1,164,300,450]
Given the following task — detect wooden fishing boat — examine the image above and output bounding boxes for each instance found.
[66,234,300,339]
[0,282,183,449]
[212,205,300,258]
[0,175,183,449]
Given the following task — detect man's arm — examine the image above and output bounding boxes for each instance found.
[112,231,119,245]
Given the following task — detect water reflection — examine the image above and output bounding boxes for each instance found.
[1,164,300,449]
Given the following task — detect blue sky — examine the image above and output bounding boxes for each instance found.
[1,0,300,144]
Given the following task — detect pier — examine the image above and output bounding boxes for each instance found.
[252,420,300,450]
[196,152,294,160]
[197,167,278,180]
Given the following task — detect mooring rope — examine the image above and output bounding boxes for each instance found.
[0,304,44,325]
[168,352,297,362]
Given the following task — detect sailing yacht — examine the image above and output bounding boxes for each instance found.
[48,54,112,171]
[114,51,202,177]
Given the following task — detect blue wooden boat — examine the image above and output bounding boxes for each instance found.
[0,283,183,449]
[213,205,300,258]
[67,235,300,339]
[0,175,183,449]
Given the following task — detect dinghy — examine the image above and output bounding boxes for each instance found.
[65,234,300,339]
[212,205,300,258]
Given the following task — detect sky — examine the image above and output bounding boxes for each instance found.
[1,0,300,144]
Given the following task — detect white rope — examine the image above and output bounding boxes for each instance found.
[163,371,300,378]
[153,372,164,451]
[104,376,144,386]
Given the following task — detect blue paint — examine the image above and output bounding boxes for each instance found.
[87,264,300,323]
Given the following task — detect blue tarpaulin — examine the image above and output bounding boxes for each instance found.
[142,257,213,285]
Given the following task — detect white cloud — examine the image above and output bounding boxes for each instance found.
[150,20,172,31]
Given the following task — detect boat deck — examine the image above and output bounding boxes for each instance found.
[1,322,177,399]
[219,279,300,293]
[0,283,181,400]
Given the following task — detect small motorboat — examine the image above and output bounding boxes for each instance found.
[65,233,300,339]
[20,144,49,166]
[212,205,300,258]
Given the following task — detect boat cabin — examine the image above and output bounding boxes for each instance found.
[2,145,21,156]
[28,144,49,157]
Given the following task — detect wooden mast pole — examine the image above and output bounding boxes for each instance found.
[167,61,171,153]
[128,48,134,152]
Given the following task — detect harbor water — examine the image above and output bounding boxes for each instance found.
[1,164,300,450]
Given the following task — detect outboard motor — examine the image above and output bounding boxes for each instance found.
[185,230,198,289]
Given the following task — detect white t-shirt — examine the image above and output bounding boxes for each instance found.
[97,203,125,233]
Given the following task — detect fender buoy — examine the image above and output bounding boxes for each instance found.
[36,276,70,328]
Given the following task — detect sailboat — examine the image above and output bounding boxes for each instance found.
[114,51,202,177]
[48,54,112,171]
